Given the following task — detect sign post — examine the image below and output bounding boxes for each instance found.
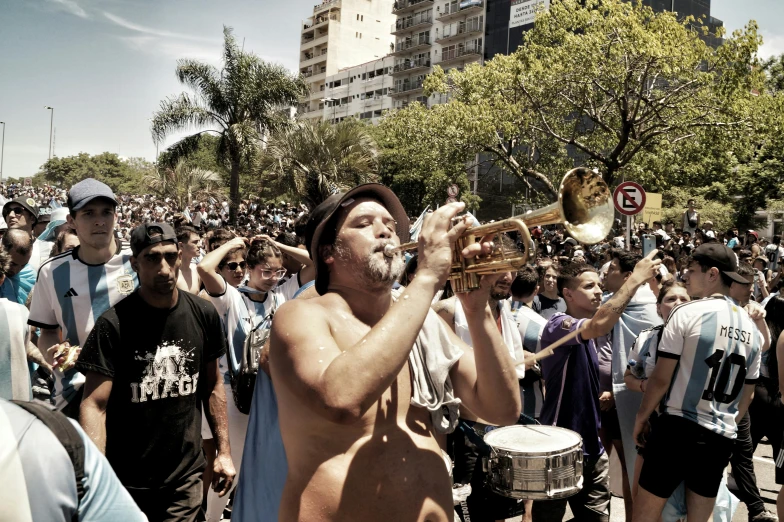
[613,181,646,251]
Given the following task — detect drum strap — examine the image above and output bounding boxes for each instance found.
[458,420,491,453]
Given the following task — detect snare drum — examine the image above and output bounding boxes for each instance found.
[483,425,583,500]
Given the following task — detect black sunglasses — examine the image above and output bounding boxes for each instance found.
[3,206,26,217]
[222,261,247,271]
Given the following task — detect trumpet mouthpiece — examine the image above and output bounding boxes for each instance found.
[383,244,397,258]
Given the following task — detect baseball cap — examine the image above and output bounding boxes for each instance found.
[130,222,178,256]
[67,178,118,211]
[305,184,410,295]
[691,243,747,284]
[2,197,40,223]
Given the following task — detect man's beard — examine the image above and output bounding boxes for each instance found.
[333,237,405,288]
[491,290,510,301]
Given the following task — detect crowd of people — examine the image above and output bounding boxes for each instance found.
[0,177,782,522]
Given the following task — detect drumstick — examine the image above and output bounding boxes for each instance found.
[518,325,588,366]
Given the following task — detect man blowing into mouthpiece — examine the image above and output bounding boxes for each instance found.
[269,185,522,522]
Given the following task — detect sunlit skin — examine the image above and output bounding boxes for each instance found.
[729,275,754,306]
[490,271,513,300]
[603,258,629,294]
[657,286,691,321]
[66,199,117,253]
[540,266,559,299]
[682,260,719,299]
[131,241,181,299]
[3,206,34,232]
[218,251,246,289]
[7,247,32,277]
[247,257,285,294]
[562,271,604,319]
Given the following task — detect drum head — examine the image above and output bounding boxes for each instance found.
[484,425,582,453]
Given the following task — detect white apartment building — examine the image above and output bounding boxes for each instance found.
[315,0,486,121]
[298,0,397,120]
[390,0,484,109]
[320,56,396,124]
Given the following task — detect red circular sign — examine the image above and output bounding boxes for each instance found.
[613,182,646,216]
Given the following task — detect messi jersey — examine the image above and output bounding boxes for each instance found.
[658,296,762,439]
[28,246,138,409]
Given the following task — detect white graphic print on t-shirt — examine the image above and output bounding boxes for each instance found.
[129,342,199,403]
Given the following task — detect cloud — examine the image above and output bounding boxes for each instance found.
[118,35,222,63]
[46,0,89,18]
[103,12,219,44]
[759,30,784,60]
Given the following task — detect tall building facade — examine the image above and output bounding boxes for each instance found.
[298,0,397,120]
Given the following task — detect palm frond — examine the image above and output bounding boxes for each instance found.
[175,59,227,115]
[150,93,224,144]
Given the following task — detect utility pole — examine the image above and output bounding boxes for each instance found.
[45,106,54,160]
[0,121,5,184]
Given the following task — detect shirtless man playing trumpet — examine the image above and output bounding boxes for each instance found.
[269,184,522,522]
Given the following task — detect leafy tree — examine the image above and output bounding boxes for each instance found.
[151,26,308,223]
[374,103,480,214]
[762,53,784,94]
[38,152,151,194]
[143,160,224,211]
[262,119,379,210]
[418,0,764,201]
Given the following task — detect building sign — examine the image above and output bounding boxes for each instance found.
[509,0,549,29]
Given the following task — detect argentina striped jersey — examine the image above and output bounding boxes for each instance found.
[658,296,762,439]
[627,325,664,380]
[28,245,138,409]
[0,298,32,400]
[508,301,546,419]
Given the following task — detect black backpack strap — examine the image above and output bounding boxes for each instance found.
[12,401,85,516]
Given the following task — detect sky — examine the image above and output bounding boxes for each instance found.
[0,0,782,180]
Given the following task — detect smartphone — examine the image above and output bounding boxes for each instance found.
[642,234,656,257]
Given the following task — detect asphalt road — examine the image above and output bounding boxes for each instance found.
[504,440,781,522]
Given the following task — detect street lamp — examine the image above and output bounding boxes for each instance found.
[45,106,54,160]
[0,121,5,184]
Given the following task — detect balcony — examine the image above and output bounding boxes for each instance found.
[314,0,341,14]
[391,14,433,35]
[436,0,484,23]
[435,44,483,66]
[391,35,431,55]
[435,21,483,44]
[390,79,425,96]
[303,13,339,34]
[392,58,432,75]
[392,0,434,15]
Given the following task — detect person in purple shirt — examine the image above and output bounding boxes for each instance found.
[534,252,661,522]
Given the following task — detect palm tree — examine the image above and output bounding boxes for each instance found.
[263,119,379,209]
[143,160,223,212]
[151,26,308,223]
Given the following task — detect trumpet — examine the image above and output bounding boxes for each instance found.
[384,167,614,293]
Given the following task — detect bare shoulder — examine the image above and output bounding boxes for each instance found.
[271,293,346,351]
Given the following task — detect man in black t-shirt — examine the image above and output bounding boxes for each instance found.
[78,223,235,522]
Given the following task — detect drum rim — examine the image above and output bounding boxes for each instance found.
[483,425,583,453]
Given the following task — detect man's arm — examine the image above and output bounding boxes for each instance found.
[79,372,113,453]
[197,236,247,295]
[445,280,522,425]
[736,383,756,420]
[38,327,62,366]
[25,339,51,371]
[270,202,475,425]
[580,250,661,340]
[632,357,678,446]
[203,358,235,497]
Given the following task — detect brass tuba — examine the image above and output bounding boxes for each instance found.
[384,167,614,293]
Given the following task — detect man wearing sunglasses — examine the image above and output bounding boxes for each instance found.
[2,197,39,234]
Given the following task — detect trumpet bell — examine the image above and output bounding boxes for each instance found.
[559,168,614,245]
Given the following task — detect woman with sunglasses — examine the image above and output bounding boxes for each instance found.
[197,236,293,522]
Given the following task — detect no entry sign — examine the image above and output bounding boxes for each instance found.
[613,182,646,216]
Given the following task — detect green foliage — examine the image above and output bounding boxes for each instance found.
[374,103,480,214]
[38,153,153,194]
[143,160,224,211]
[262,119,379,210]
[151,26,308,222]
[762,53,784,94]
[660,186,736,233]
[402,0,765,213]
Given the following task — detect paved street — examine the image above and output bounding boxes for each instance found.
[505,439,780,521]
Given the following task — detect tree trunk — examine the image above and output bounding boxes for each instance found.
[229,156,241,225]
